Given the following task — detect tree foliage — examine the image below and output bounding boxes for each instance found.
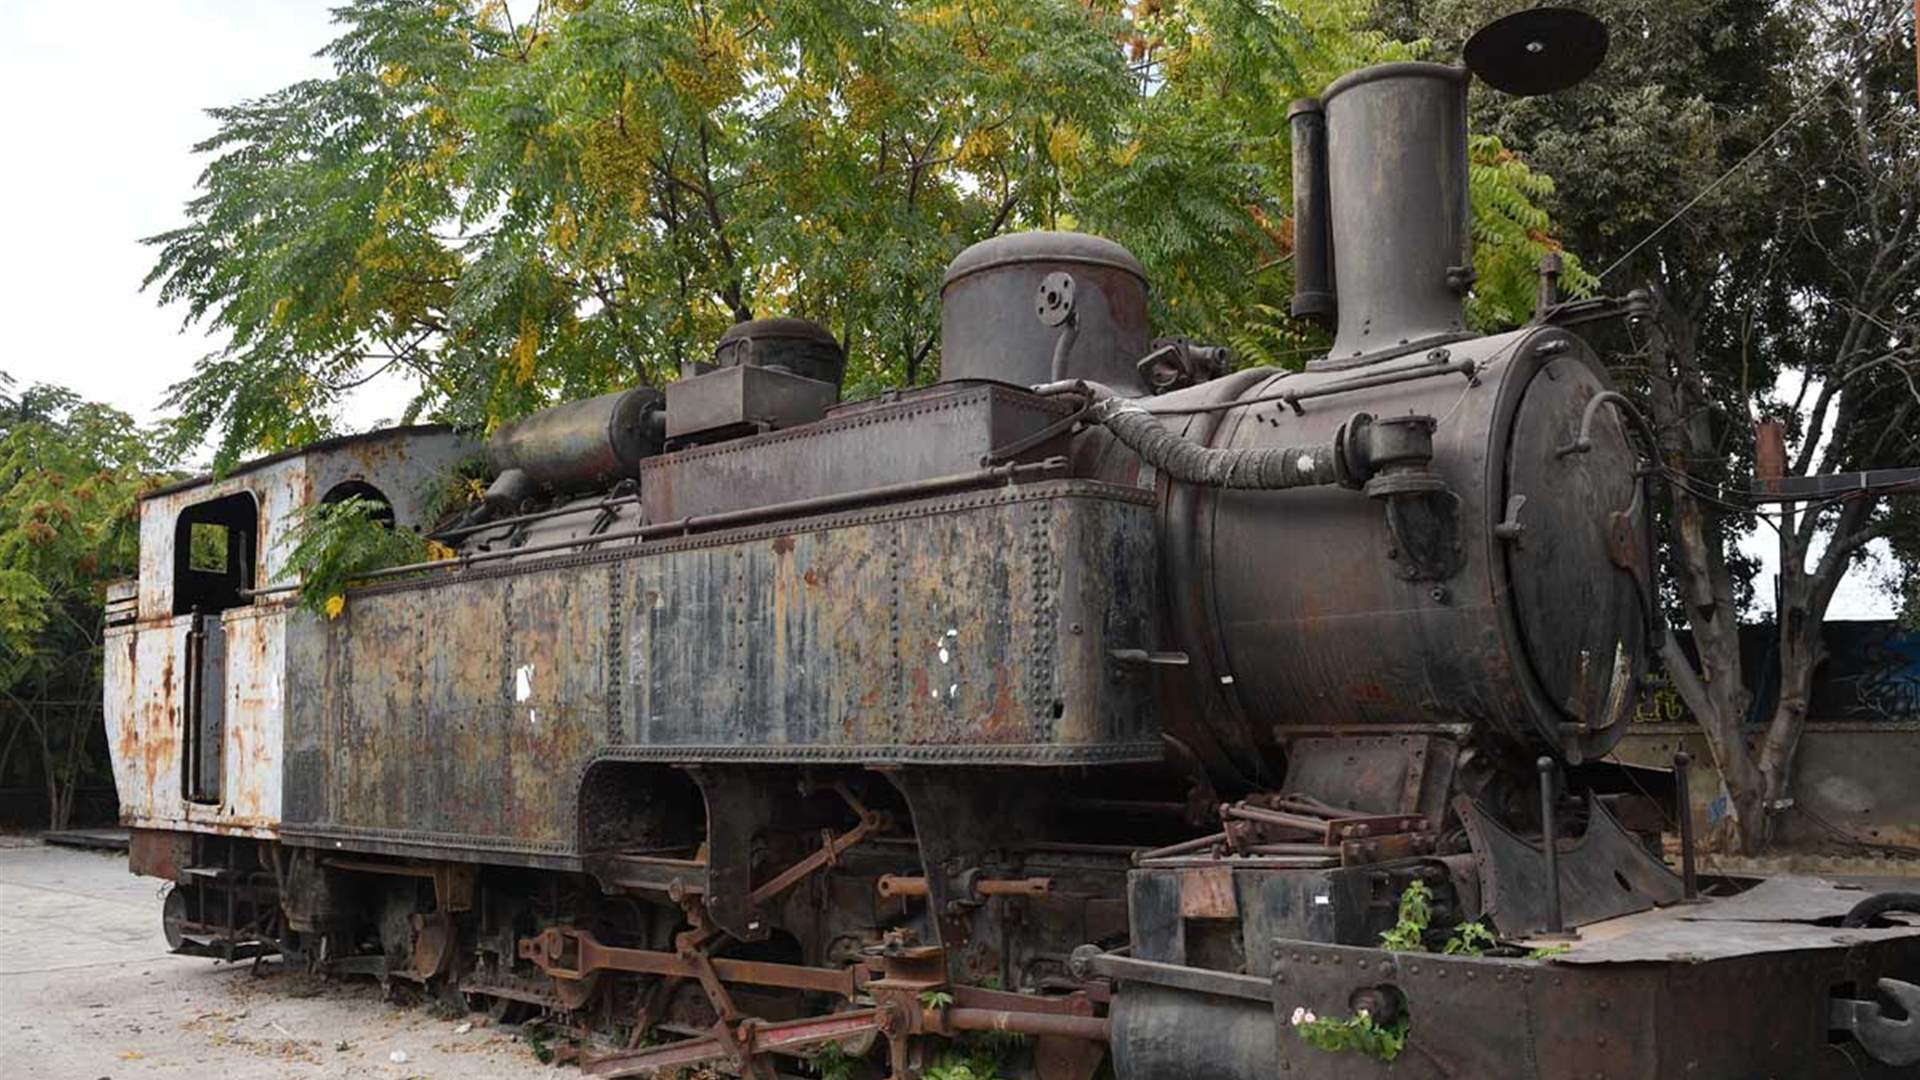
[281,495,436,617]
[0,377,160,670]
[0,374,169,828]
[149,0,1578,469]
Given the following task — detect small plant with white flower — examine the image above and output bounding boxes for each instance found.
[1290,1003,1408,1063]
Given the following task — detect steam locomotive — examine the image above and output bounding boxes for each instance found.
[105,12,1919,1078]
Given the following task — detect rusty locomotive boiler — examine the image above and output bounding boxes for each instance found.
[106,14,1920,1079]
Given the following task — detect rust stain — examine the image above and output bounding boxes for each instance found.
[802,568,828,588]
[981,663,1022,741]
[771,534,796,555]
[908,668,930,726]
[1179,866,1239,919]
[1346,682,1394,706]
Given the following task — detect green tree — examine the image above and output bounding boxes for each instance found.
[1382,0,1919,851]
[148,0,1576,470]
[0,376,168,829]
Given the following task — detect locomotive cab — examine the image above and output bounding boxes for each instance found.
[104,427,471,912]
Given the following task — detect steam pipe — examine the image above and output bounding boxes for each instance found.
[1288,98,1336,326]
[938,1008,1109,1043]
[1091,399,1362,489]
[1674,751,1699,900]
[1048,313,1082,383]
[1537,756,1575,939]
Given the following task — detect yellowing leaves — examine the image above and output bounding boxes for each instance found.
[843,72,895,120]
[579,116,658,212]
[510,318,541,385]
[665,24,747,109]
[547,202,579,254]
[1047,122,1086,166]
[956,126,1008,169]
[322,594,346,620]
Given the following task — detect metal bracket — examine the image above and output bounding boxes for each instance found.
[1494,494,1527,543]
[1454,792,1684,933]
[1831,978,1920,1066]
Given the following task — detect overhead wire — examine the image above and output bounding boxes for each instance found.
[1596,71,1846,282]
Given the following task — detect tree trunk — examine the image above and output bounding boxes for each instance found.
[34,705,63,832]
[1642,296,1770,852]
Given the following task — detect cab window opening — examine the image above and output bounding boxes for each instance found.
[320,480,396,529]
[172,491,259,616]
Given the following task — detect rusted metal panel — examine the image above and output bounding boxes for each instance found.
[119,617,187,827]
[280,481,1159,863]
[1048,491,1160,747]
[281,605,333,828]
[116,607,282,836]
[1261,935,1920,1078]
[626,480,1161,763]
[172,606,288,831]
[421,577,511,838]
[287,566,605,856]
[640,383,1075,523]
[504,565,608,847]
[894,498,1034,745]
[102,625,139,820]
[1179,867,1238,919]
[340,588,422,833]
[127,827,193,880]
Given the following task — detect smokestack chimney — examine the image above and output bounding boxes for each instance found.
[1313,63,1474,370]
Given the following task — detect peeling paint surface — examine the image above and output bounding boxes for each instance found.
[280,482,1161,860]
[108,430,475,844]
[206,606,286,826]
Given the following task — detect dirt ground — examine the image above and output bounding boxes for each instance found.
[0,842,560,1080]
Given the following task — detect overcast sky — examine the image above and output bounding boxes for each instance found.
[0,1,1894,618]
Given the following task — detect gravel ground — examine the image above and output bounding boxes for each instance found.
[0,843,561,1080]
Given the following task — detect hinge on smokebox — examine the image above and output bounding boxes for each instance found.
[1131,792,1437,869]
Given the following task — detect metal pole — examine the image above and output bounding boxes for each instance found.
[1674,751,1699,900]
[1537,757,1570,937]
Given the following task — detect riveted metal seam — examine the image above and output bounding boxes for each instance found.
[585,740,1165,765]
[345,481,1152,601]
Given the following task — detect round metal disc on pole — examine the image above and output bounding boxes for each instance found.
[1464,7,1610,96]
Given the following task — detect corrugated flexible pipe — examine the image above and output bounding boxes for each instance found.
[1093,398,1358,489]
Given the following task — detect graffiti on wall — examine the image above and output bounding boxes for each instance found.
[1632,674,1688,725]
[1631,621,1920,726]
[1840,626,1920,722]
